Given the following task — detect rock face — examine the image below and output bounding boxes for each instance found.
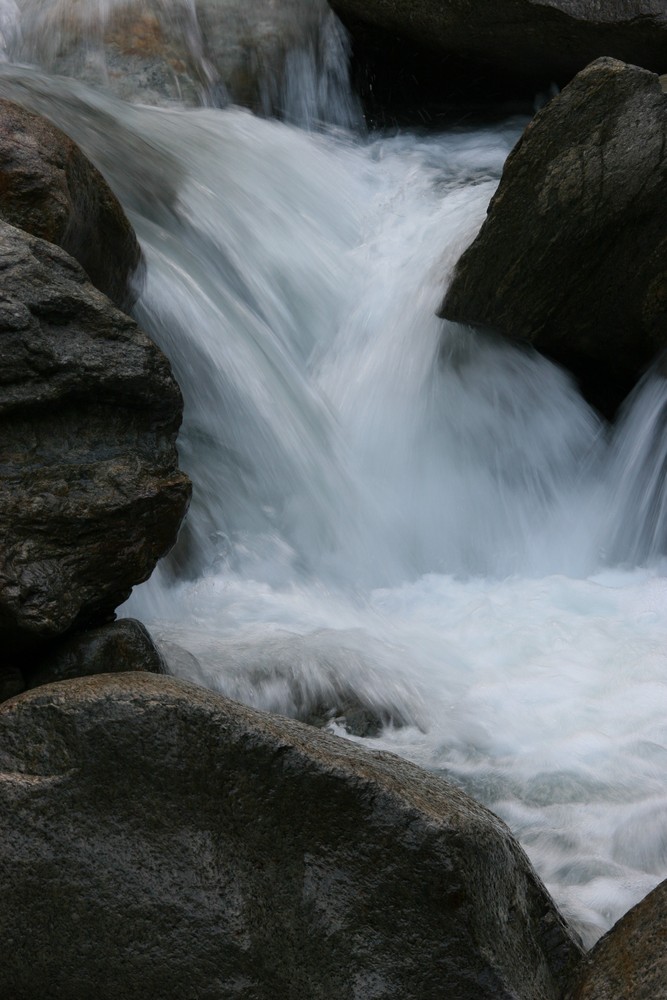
[440,59,667,417]
[0,673,583,1000]
[564,878,667,999]
[330,0,667,86]
[0,221,190,659]
[0,98,142,310]
[25,619,165,693]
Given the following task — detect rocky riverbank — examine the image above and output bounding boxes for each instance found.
[1,2,667,998]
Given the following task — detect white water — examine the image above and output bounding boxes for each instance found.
[3,2,667,950]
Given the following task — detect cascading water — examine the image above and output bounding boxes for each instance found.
[3,0,667,950]
[1,0,362,126]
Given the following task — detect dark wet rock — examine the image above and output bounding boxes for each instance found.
[0,664,24,702]
[301,694,408,737]
[25,619,165,693]
[331,0,667,94]
[0,97,142,310]
[563,878,667,999]
[0,221,191,658]
[0,672,583,1000]
[440,59,667,417]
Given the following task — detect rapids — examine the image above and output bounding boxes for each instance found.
[2,0,667,949]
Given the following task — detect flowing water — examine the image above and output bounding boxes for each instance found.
[3,0,667,950]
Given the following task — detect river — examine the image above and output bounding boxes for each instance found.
[3,0,667,949]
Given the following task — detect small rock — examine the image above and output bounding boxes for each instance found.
[26,619,165,691]
[301,695,407,737]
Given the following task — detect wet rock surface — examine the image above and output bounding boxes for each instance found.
[0,97,142,310]
[564,878,667,999]
[0,672,583,1000]
[0,221,190,658]
[440,59,667,417]
[24,619,165,694]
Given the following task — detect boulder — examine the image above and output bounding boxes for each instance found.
[563,878,667,999]
[24,619,165,694]
[330,0,667,88]
[0,221,191,659]
[440,58,667,417]
[0,97,142,310]
[0,672,583,1000]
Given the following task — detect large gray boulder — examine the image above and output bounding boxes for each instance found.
[563,878,667,999]
[0,222,190,659]
[440,58,667,417]
[329,0,667,85]
[0,97,142,310]
[0,672,583,1000]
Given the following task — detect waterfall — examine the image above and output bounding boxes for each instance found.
[2,0,667,950]
[2,0,362,126]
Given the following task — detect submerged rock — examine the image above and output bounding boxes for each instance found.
[24,619,165,694]
[0,221,190,658]
[0,97,142,310]
[0,673,583,999]
[298,686,414,737]
[440,58,667,417]
[563,878,667,999]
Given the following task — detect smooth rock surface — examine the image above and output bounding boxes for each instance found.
[0,221,190,658]
[440,58,667,417]
[0,97,142,310]
[25,619,165,692]
[330,0,667,86]
[0,672,583,1000]
[564,878,667,999]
